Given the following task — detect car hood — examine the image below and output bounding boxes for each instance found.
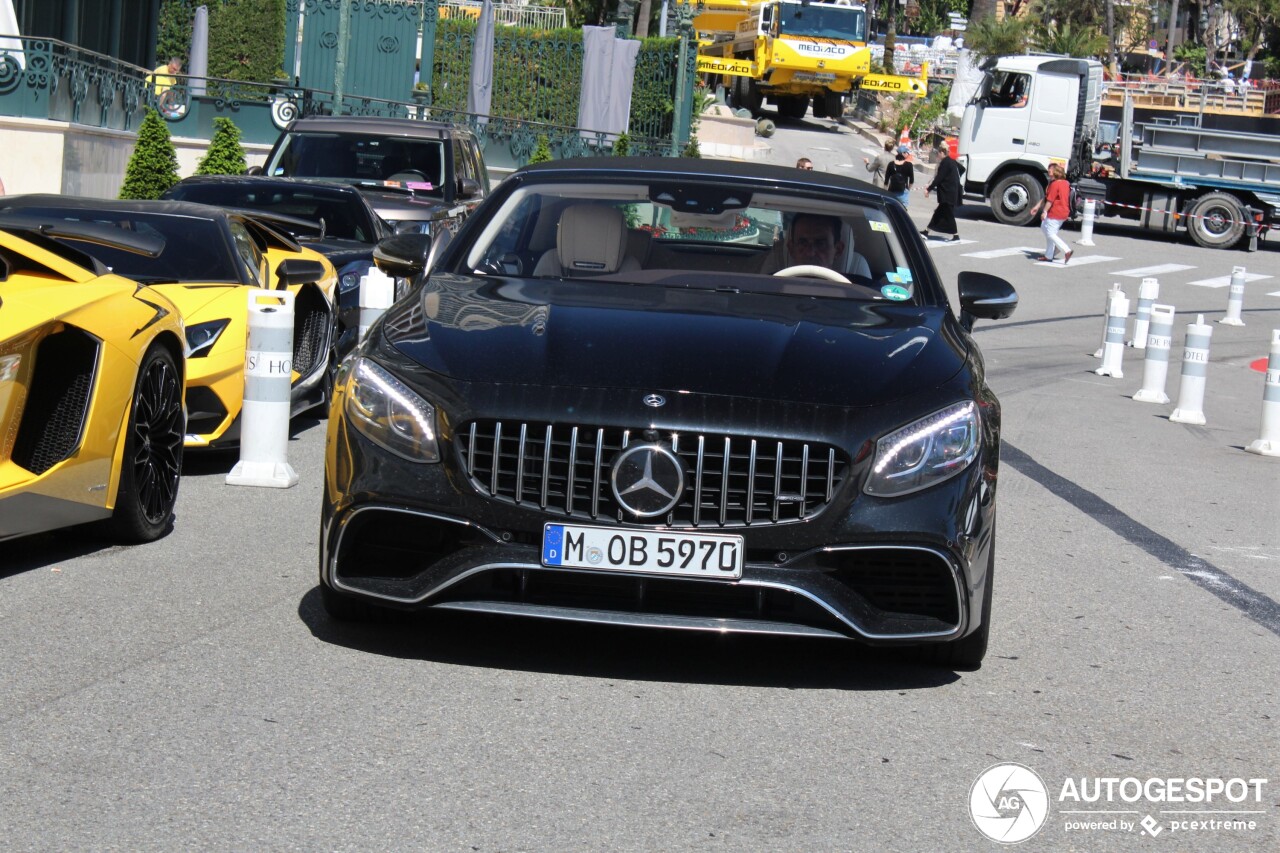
[347,187,454,222]
[381,275,969,407]
[299,238,372,267]
[149,282,245,317]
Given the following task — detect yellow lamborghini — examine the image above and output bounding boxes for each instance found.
[0,219,186,543]
[0,196,340,449]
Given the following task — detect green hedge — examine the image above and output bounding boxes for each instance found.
[433,19,679,137]
[158,0,284,84]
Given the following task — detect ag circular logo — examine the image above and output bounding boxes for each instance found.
[969,763,1050,844]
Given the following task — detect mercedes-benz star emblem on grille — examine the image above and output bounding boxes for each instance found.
[610,444,685,518]
[642,394,665,408]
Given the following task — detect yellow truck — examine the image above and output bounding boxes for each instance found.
[690,0,927,120]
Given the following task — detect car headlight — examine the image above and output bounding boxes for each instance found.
[185,319,231,358]
[863,401,979,497]
[390,219,432,236]
[344,357,439,462]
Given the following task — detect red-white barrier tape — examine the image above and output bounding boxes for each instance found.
[1092,197,1270,230]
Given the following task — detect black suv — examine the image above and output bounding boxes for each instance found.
[257,116,490,237]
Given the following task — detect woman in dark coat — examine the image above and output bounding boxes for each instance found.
[921,153,963,241]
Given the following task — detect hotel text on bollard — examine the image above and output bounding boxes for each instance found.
[1245,329,1280,457]
[1170,314,1212,426]
[226,289,299,489]
[1220,266,1246,327]
[1134,304,1175,404]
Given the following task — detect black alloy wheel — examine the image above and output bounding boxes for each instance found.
[107,345,185,542]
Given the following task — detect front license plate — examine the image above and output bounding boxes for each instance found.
[542,524,744,580]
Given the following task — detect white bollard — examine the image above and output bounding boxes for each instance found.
[1134,303,1176,404]
[1094,283,1120,358]
[1245,329,1280,457]
[1219,265,1246,326]
[227,290,299,489]
[1095,285,1129,377]
[1077,198,1096,247]
[1170,314,1213,425]
[358,266,396,340]
[1130,277,1160,349]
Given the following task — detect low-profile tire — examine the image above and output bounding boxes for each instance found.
[321,582,387,622]
[1186,191,1248,249]
[919,534,995,669]
[106,344,184,543]
[990,172,1044,226]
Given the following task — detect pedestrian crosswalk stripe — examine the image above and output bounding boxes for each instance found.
[961,246,1043,259]
[923,238,978,249]
[1035,255,1120,268]
[1111,263,1196,277]
[1188,272,1273,288]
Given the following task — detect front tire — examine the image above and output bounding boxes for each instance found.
[106,344,184,543]
[990,172,1044,226]
[1186,191,1247,249]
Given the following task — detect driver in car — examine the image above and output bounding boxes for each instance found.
[785,213,871,280]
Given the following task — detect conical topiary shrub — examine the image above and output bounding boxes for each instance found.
[119,108,180,199]
[612,132,631,156]
[527,135,552,164]
[195,117,247,176]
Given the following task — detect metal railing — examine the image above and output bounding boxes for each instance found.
[439,0,568,30]
[1104,73,1280,115]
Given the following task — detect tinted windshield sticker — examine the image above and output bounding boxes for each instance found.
[881,284,911,301]
[894,266,913,282]
[869,220,891,233]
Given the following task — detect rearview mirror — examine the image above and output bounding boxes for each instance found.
[373,233,434,279]
[246,164,264,176]
[958,271,1018,332]
[457,177,482,200]
[273,258,328,289]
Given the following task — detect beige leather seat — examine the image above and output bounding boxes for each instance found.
[533,204,641,277]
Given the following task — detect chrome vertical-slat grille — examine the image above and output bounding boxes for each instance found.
[458,420,848,528]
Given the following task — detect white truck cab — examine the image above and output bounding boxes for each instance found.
[958,56,1103,225]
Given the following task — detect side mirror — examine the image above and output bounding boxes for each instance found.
[246,164,264,176]
[457,177,482,200]
[958,271,1018,332]
[274,258,328,289]
[373,233,434,279]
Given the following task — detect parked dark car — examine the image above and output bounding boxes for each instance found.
[256,116,489,238]
[163,175,390,351]
[320,158,1018,667]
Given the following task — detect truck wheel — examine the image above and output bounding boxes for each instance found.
[990,172,1044,226]
[732,75,762,115]
[779,95,810,120]
[1186,191,1247,249]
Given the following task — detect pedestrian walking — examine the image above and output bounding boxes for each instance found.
[921,145,963,242]
[862,141,895,187]
[883,146,913,208]
[1029,162,1073,263]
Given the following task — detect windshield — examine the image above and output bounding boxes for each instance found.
[165,184,378,243]
[778,3,866,42]
[266,132,447,194]
[7,207,240,282]
[461,180,923,303]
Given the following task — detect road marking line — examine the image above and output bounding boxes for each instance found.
[924,238,978,249]
[1111,263,1196,277]
[962,246,1043,259]
[1035,255,1120,268]
[1188,272,1273,288]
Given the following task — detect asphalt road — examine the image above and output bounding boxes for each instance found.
[2,127,1278,851]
